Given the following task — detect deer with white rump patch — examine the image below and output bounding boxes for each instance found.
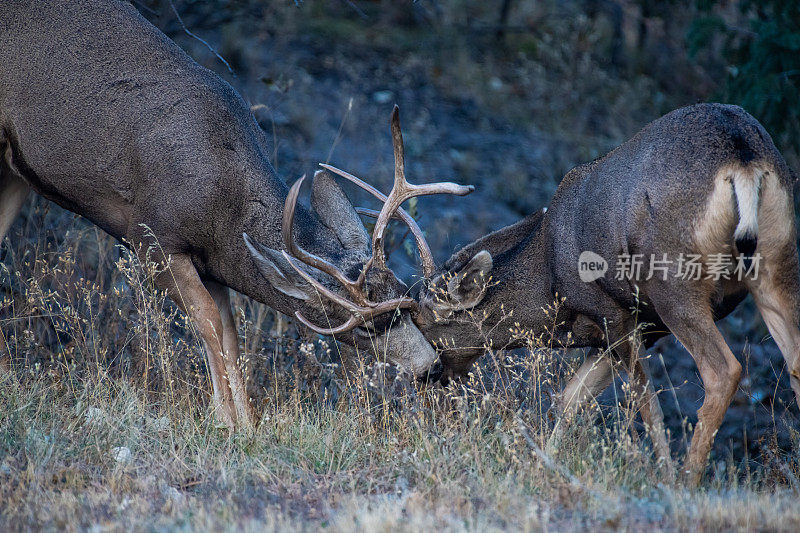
[416,103,800,484]
[0,0,472,428]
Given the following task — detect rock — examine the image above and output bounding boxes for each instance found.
[372,90,394,104]
[111,446,132,464]
[85,407,107,426]
[161,485,185,505]
[146,416,170,432]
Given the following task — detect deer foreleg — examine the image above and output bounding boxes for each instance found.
[547,348,615,454]
[0,155,30,247]
[205,280,256,428]
[630,355,673,473]
[0,166,30,373]
[157,255,238,428]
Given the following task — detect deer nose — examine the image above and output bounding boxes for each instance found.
[383,314,439,376]
[416,360,444,384]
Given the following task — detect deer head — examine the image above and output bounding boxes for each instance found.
[415,210,548,378]
[245,106,474,375]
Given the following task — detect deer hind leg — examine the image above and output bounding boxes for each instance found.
[748,242,800,405]
[746,175,800,407]
[0,166,30,372]
[156,254,238,428]
[655,301,741,486]
[205,281,256,428]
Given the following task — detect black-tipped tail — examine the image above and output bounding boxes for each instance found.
[731,165,762,272]
[736,233,758,270]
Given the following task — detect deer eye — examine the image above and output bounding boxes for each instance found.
[433,308,454,321]
[346,263,365,280]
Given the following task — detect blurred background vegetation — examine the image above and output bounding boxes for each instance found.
[141,0,800,243]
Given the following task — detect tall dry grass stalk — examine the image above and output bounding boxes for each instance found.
[1,204,800,530]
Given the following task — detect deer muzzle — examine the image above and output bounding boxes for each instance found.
[379,313,439,377]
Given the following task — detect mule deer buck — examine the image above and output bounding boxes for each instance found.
[0,0,472,428]
[415,103,800,484]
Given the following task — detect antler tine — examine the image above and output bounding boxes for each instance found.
[282,250,417,335]
[282,176,418,335]
[354,207,402,220]
[293,312,362,336]
[371,106,475,276]
[319,164,393,209]
[369,106,410,270]
[280,250,362,314]
[320,163,437,277]
[282,175,367,304]
[321,106,474,278]
[391,105,406,185]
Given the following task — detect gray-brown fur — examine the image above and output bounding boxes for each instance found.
[0,0,437,426]
[419,103,800,483]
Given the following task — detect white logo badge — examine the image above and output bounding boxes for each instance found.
[578,251,608,282]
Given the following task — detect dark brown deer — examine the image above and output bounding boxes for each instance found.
[415,103,800,484]
[0,0,472,428]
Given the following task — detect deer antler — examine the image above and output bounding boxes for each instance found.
[280,106,473,335]
[282,174,370,305]
[281,175,417,335]
[321,105,474,277]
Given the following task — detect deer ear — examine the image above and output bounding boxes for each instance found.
[243,233,312,301]
[445,250,493,309]
[311,170,370,251]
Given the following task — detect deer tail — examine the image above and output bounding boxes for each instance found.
[732,166,762,268]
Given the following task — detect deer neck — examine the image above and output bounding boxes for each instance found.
[201,170,347,314]
[442,210,554,349]
[487,219,555,343]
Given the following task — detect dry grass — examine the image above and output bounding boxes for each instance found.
[2,3,798,530]
[1,204,799,531]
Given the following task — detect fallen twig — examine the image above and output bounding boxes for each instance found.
[516,416,608,502]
